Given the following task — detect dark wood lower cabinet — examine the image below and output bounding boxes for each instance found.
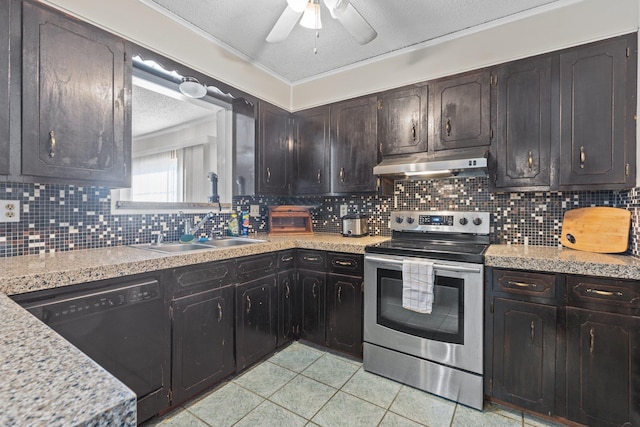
[566,308,640,427]
[235,275,278,371]
[491,298,556,415]
[299,269,326,345]
[277,269,297,346]
[171,285,235,405]
[326,274,363,356]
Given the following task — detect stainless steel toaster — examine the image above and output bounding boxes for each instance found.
[341,214,369,237]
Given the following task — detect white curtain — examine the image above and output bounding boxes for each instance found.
[131,151,179,202]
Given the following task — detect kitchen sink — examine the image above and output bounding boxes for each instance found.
[133,237,267,254]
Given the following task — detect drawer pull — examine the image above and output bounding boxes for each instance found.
[281,256,294,262]
[508,281,534,289]
[335,260,353,267]
[586,288,623,297]
[304,256,320,262]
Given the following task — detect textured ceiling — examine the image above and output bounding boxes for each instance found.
[144,0,562,83]
[132,84,222,138]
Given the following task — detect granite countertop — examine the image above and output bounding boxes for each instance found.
[0,233,387,427]
[0,293,136,426]
[486,244,640,280]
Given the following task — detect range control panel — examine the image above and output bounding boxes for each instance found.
[391,211,490,235]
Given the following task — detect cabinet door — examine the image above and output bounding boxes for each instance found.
[433,70,491,151]
[277,269,297,347]
[493,56,552,189]
[559,35,636,189]
[378,86,428,156]
[172,285,235,405]
[293,106,330,194]
[235,275,278,370]
[257,102,291,195]
[0,0,9,175]
[331,96,377,193]
[492,298,556,414]
[21,2,130,187]
[299,269,326,345]
[326,274,363,356]
[566,308,640,427]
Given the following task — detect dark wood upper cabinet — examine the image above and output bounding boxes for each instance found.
[0,0,9,176]
[293,106,330,195]
[257,101,292,195]
[330,96,378,194]
[558,34,637,189]
[378,85,428,156]
[492,55,553,190]
[433,69,491,151]
[21,1,130,187]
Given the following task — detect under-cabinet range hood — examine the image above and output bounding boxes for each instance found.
[373,149,488,179]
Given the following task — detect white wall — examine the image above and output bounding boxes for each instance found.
[42,0,639,113]
[292,0,640,110]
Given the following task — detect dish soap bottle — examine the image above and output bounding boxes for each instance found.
[228,213,239,237]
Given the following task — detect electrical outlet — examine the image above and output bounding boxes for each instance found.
[0,200,20,223]
[340,204,348,217]
[249,204,260,217]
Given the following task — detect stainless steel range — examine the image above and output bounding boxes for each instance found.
[364,210,490,410]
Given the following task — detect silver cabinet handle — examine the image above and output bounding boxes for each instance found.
[49,130,56,158]
[508,281,534,289]
[528,151,533,171]
[317,169,322,184]
[312,283,317,299]
[217,302,223,322]
[530,320,535,344]
[285,281,290,298]
[589,328,595,353]
[445,119,452,136]
[335,260,353,267]
[580,146,585,169]
[337,286,342,303]
[266,167,271,183]
[304,256,320,262]
[281,256,294,262]
[246,295,251,314]
[340,167,345,183]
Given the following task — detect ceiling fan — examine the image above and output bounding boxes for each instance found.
[266,0,377,45]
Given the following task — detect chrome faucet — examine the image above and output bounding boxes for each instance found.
[184,212,215,236]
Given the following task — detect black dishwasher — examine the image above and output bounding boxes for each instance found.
[13,276,170,424]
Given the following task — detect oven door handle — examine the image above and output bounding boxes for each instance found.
[365,256,482,274]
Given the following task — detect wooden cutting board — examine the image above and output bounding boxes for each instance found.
[560,207,631,253]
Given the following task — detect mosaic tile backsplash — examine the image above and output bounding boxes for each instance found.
[1,178,639,258]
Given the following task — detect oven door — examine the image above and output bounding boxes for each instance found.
[364,253,483,374]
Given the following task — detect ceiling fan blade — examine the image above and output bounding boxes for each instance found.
[327,0,377,45]
[266,5,304,43]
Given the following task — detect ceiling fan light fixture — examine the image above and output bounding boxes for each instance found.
[179,77,207,98]
[300,0,322,29]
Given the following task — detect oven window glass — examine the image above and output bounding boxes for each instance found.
[376,269,464,344]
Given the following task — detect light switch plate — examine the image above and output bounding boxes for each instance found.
[249,204,260,217]
[0,200,20,223]
[340,204,348,217]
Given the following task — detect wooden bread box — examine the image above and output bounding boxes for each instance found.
[268,206,314,235]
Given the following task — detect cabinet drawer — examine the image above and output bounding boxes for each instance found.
[567,275,640,315]
[278,250,296,269]
[492,269,556,299]
[236,253,277,281]
[297,250,326,271]
[328,252,363,275]
[173,261,235,297]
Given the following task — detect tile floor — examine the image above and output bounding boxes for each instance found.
[143,342,565,427]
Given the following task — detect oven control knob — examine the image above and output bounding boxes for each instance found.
[406,217,415,224]
[395,216,403,224]
[473,217,483,226]
[459,217,468,225]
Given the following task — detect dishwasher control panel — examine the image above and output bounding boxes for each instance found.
[26,280,160,324]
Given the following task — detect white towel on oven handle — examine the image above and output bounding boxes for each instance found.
[402,259,434,314]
